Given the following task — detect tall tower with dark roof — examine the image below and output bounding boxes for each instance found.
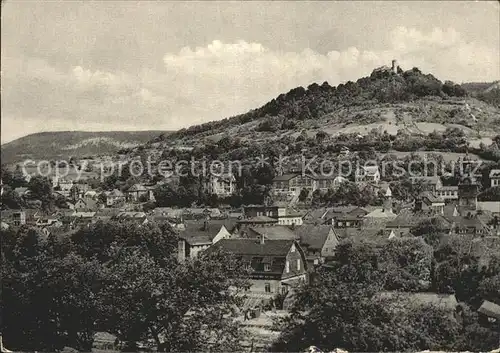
[458,174,479,211]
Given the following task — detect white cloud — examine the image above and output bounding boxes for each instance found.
[2,26,499,143]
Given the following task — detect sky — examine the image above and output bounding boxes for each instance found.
[1,1,499,143]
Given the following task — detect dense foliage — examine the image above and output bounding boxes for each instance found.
[271,239,500,352]
[1,222,249,352]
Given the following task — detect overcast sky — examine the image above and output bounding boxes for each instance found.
[1,1,499,143]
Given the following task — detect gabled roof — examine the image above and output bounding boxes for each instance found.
[179,222,227,245]
[293,225,335,250]
[248,226,298,240]
[154,207,184,218]
[303,207,331,221]
[411,176,442,186]
[489,169,500,178]
[478,300,500,319]
[114,211,147,219]
[208,239,301,276]
[13,187,29,195]
[237,215,278,224]
[386,210,451,229]
[75,198,98,210]
[94,208,121,218]
[272,173,299,181]
[420,191,444,204]
[450,215,491,233]
[443,203,459,220]
[208,238,295,257]
[364,208,396,219]
[363,166,380,175]
[108,189,125,197]
[128,184,147,192]
[440,185,459,191]
[210,173,235,181]
[335,227,394,242]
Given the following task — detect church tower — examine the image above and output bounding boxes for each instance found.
[458,174,479,211]
[383,186,393,213]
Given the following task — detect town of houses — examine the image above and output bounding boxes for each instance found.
[2,153,500,350]
[3,156,500,275]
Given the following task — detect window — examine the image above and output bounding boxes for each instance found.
[285,260,290,273]
[297,259,301,271]
[281,286,288,295]
[264,264,271,272]
[265,283,271,293]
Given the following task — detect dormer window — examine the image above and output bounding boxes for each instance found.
[264,264,271,272]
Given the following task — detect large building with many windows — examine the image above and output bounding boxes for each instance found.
[206,173,236,197]
[271,173,347,197]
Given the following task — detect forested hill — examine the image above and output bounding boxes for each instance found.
[169,67,465,139]
[1,131,170,164]
[145,66,500,147]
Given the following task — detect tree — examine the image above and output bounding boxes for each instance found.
[27,175,54,210]
[99,245,249,352]
[272,240,464,352]
[315,131,328,144]
[432,241,500,306]
[298,188,309,202]
[2,227,102,351]
[2,220,251,352]
[1,185,24,209]
[154,184,179,207]
[411,217,448,247]
[442,81,467,97]
[1,164,27,188]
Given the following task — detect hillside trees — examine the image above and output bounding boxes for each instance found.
[442,81,467,97]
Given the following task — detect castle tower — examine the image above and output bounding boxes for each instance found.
[391,59,398,74]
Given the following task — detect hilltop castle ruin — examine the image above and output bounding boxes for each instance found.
[372,59,401,76]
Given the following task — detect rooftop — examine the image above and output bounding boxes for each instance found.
[209,238,295,257]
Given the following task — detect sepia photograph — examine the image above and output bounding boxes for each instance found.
[1,1,500,352]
